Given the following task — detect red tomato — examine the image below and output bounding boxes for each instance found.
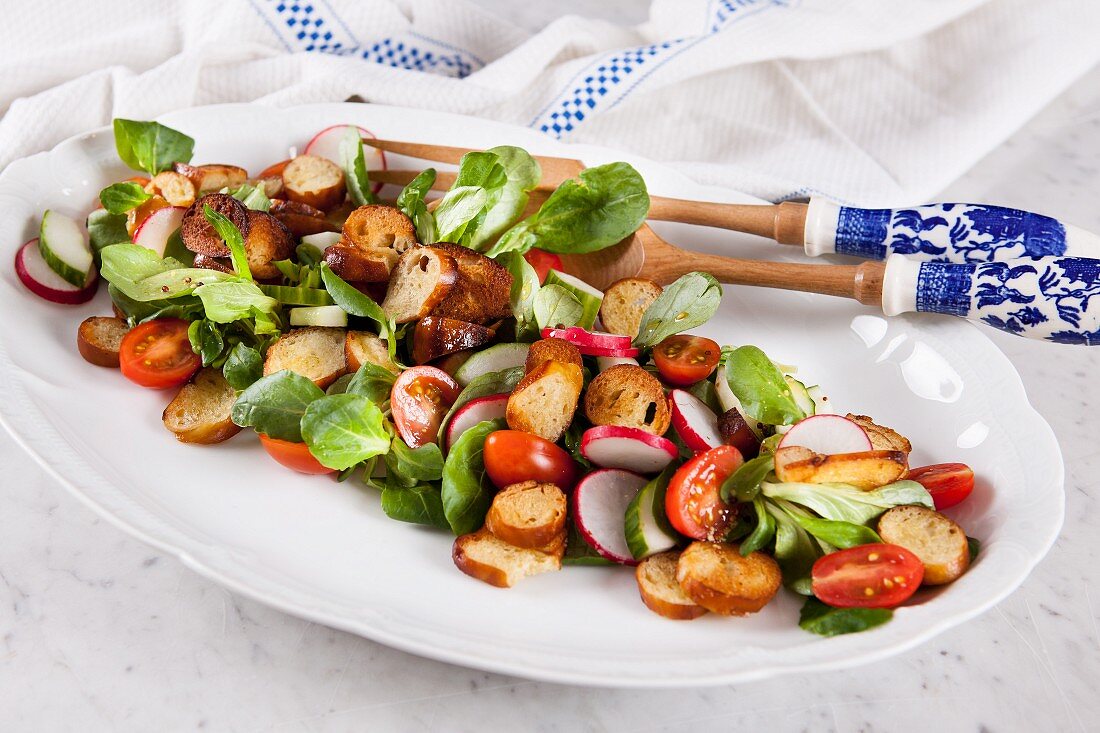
[907,463,975,509]
[390,366,461,448]
[523,249,563,284]
[653,335,721,386]
[257,159,292,179]
[259,434,336,475]
[119,319,201,389]
[666,445,743,540]
[812,543,924,609]
[482,430,579,490]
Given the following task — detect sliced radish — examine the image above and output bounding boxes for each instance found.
[15,238,98,304]
[445,394,509,450]
[580,425,678,474]
[132,206,186,256]
[573,468,650,565]
[596,355,638,372]
[541,326,631,351]
[303,125,386,194]
[669,389,724,454]
[778,414,871,454]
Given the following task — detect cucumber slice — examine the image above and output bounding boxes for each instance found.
[624,467,679,560]
[544,270,603,329]
[289,305,347,327]
[452,343,530,386]
[785,376,815,418]
[259,284,335,306]
[301,232,342,249]
[807,385,833,415]
[39,210,93,287]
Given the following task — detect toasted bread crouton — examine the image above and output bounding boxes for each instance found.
[146,171,196,208]
[381,246,459,323]
[323,243,398,283]
[846,414,913,453]
[192,253,234,273]
[584,364,671,436]
[412,316,494,365]
[174,163,248,195]
[676,542,781,616]
[345,331,399,374]
[506,360,584,442]
[342,205,418,253]
[77,316,129,368]
[282,155,346,211]
[243,210,294,279]
[181,193,251,257]
[251,175,284,199]
[262,327,347,388]
[162,368,242,444]
[269,198,337,237]
[485,481,567,550]
[525,338,582,373]
[599,278,662,338]
[877,505,969,585]
[126,195,170,237]
[773,446,908,489]
[636,552,708,620]
[428,243,513,324]
[452,528,563,588]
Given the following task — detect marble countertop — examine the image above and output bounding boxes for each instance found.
[3,4,1099,731]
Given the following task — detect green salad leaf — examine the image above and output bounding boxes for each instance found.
[301,394,390,470]
[193,280,278,333]
[441,419,503,535]
[345,362,397,404]
[187,319,224,366]
[203,204,251,280]
[722,345,805,426]
[227,182,272,212]
[498,251,541,341]
[109,284,204,326]
[533,283,583,330]
[633,272,722,349]
[437,366,525,445]
[468,146,541,251]
[968,536,981,562]
[99,181,151,214]
[761,479,933,526]
[340,126,377,206]
[222,342,264,390]
[799,597,892,637]
[720,454,774,503]
[231,370,324,442]
[765,499,823,594]
[740,497,776,555]
[162,227,195,266]
[100,244,231,301]
[486,162,649,257]
[396,168,437,245]
[113,119,194,176]
[563,519,614,566]
[86,209,131,258]
[320,264,397,362]
[385,437,445,485]
[381,484,450,529]
[785,513,882,550]
[435,186,489,243]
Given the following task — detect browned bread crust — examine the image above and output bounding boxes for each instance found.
[269,198,338,237]
[636,552,708,620]
[428,242,513,324]
[323,243,398,283]
[676,541,782,616]
[162,368,243,444]
[173,163,248,195]
[146,171,196,207]
[506,360,584,442]
[77,316,129,368]
[773,446,908,489]
[524,338,582,373]
[877,505,970,585]
[262,327,347,388]
[599,278,663,338]
[244,210,295,279]
[485,481,567,549]
[282,155,346,211]
[342,205,418,253]
[452,528,563,588]
[846,414,913,453]
[181,193,251,257]
[381,246,460,323]
[412,316,495,365]
[583,364,671,436]
[344,331,399,374]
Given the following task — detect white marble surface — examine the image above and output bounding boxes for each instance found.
[3,4,1100,731]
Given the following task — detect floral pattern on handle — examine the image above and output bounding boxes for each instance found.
[915,257,1100,344]
[836,204,1068,262]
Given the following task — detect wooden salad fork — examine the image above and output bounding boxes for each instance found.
[368,138,1100,265]
[366,138,1100,344]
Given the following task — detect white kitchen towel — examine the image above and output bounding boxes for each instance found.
[1,0,1097,206]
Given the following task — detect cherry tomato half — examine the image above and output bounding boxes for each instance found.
[812,543,924,609]
[653,335,721,386]
[390,366,461,448]
[523,249,563,284]
[483,430,579,491]
[257,159,292,179]
[666,444,743,540]
[907,463,975,509]
[119,318,201,389]
[259,434,336,475]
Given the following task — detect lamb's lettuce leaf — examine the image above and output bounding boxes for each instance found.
[396,168,437,244]
[113,119,194,176]
[533,283,583,330]
[99,181,151,214]
[761,480,933,526]
[722,345,805,426]
[441,419,504,535]
[231,370,325,442]
[302,394,390,470]
[340,126,377,206]
[633,272,722,348]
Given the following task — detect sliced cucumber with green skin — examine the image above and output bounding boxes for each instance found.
[259,284,335,306]
[301,231,342,249]
[544,270,603,329]
[289,305,348,327]
[785,376,815,418]
[39,210,93,287]
[807,385,832,415]
[625,467,679,560]
[452,343,530,386]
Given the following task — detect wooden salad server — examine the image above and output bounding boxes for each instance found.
[556,224,1100,345]
[367,139,1100,264]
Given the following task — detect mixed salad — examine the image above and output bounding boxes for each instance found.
[16,118,980,636]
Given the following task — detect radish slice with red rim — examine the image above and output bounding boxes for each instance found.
[573,469,650,565]
[580,425,678,473]
[15,238,98,305]
[541,326,632,351]
[303,125,386,193]
[133,206,186,256]
[777,414,871,454]
[445,394,509,451]
[669,389,723,454]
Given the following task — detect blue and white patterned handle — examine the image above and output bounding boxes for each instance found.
[805,199,1100,264]
[882,254,1100,344]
